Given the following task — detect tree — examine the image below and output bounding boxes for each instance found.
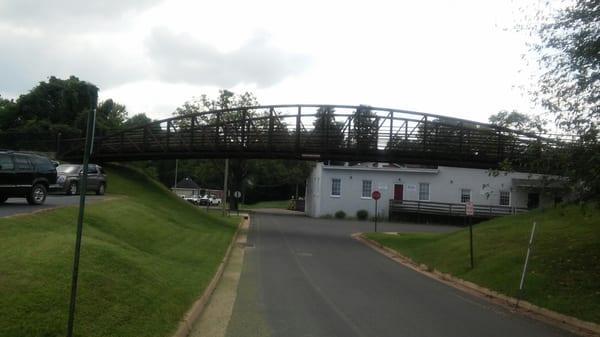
[525,1,599,201]
[0,95,17,130]
[531,0,599,134]
[310,106,344,151]
[16,76,98,131]
[488,110,547,134]
[123,113,153,128]
[352,105,378,151]
[96,99,128,132]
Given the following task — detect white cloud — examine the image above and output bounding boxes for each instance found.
[145,28,310,88]
[0,0,543,124]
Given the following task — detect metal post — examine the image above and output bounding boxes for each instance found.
[66,103,96,337]
[469,216,474,269]
[516,221,537,307]
[374,199,378,232]
[222,158,229,216]
[174,159,178,188]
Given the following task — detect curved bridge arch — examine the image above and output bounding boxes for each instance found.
[57,104,555,169]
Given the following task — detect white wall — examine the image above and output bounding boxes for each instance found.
[305,163,558,218]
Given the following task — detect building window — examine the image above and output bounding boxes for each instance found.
[419,183,430,201]
[499,191,510,206]
[460,189,471,203]
[331,178,341,197]
[362,180,372,198]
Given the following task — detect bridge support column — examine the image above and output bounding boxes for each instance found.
[222,158,229,216]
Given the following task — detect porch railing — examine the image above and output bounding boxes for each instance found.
[389,199,528,218]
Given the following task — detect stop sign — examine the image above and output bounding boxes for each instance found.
[372,190,381,200]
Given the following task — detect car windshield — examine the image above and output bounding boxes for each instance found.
[57,165,80,174]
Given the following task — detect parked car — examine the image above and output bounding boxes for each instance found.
[184,195,200,205]
[210,195,222,206]
[0,150,57,205]
[56,164,107,195]
[199,194,221,206]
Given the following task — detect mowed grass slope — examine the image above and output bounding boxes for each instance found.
[0,165,238,337]
[366,204,600,324]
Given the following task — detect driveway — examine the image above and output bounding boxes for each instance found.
[224,213,574,337]
[0,195,106,217]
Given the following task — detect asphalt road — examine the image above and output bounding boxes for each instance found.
[0,195,106,217]
[225,213,575,337]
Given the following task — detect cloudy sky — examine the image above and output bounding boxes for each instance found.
[0,0,542,123]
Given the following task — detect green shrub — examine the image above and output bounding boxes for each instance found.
[334,210,346,219]
[356,209,369,220]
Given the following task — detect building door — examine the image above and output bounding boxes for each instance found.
[394,184,404,201]
[527,193,540,209]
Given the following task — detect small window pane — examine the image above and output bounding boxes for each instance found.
[362,180,372,198]
[87,165,98,174]
[0,154,14,171]
[500,191,510,206]
[331,178,341,196]
[460,189,471,203]
[419,183,429,201]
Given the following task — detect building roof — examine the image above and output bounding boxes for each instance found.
[322,162,439,174]
[512,178,567,190]
[175,177,199,189]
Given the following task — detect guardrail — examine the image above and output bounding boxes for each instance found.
[389,199,528,218]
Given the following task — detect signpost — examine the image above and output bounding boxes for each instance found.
[67,89,97,337]
[516,221,537,307]
[234,191,242,216]
[465,201,474,268]
[372,190,381,232]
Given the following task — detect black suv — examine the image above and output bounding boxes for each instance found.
[0,151,57,205]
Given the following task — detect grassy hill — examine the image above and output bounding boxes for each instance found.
[366,203,600,324]
[0,165,239,337]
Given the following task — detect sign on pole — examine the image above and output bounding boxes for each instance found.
[465,201,474,216]
[371,190,381,200]
[465,201,475,268]
[372,191,381,232]
[234,191,242,198]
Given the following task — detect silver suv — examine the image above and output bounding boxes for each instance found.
[56,164,107,195]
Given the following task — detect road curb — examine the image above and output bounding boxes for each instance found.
[172,215,250,337]
[1,196,120,219]
[353,232,600,337]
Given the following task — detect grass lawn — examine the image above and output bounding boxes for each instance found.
[0,165,239,337]
[240,200,290,210]
[366,203,600,324]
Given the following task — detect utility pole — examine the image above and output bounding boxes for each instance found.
[222,158,229,216]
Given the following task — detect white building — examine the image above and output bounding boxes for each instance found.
[305,162,563,218]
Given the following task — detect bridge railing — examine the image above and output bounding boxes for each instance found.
[57,104,568,167]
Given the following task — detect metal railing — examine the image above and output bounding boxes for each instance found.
[55,104,569,169]
[389,199,529,218]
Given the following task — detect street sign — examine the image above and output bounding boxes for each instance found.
[234,191,242,199]
[372,190,381,200]
[465,201,474,216]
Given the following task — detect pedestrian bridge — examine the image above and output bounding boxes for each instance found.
[57,104,561,169]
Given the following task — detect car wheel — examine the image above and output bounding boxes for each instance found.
[27,184,47,205]
[96,183,106,195]
[0,195,8,204]
[67,181,78,195]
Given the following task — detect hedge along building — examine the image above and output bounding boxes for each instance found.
[304,162,565,219]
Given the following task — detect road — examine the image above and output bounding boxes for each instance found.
[224,213,574,337]
[0,195,105,217]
